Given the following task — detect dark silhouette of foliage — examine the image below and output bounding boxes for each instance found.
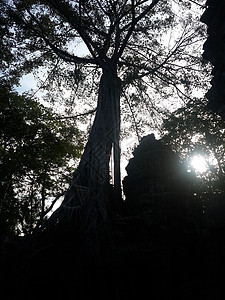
[1,0,209,244]
[0,83,83,235]
[2,3,225,300]
[162,98,225,199]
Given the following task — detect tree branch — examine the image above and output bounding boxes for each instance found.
[14,6,96,65]
[45,108,97,120]
[123,91,141,141]
[115,0,160,60]
[42,36,96,65]
[49,0,105,67]
[34,192,66,230]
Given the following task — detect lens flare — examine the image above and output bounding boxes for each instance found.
[191,155,207,173]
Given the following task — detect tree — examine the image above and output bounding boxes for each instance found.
[1,0,209,238]
[0,83,83,235]
[161,98,225,200]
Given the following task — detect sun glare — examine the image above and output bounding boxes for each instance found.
[191,155,208,173]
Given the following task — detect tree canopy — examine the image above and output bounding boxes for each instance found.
[0,0,210,236]
[0,83,83,235]
[162,98,225,199]
[1,0,209,128]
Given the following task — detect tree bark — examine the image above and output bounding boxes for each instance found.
[48,65,122,234]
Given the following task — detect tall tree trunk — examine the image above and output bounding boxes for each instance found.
[48,66,122,236]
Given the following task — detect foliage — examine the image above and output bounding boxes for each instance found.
[1,0,210,136]
[161,98,225,198]
[0,83,83,235]
[0,0,212,228]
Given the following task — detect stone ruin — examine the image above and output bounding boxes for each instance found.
[123,134,201,225]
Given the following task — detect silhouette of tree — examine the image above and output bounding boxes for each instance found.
[0,83,83,235]
[162,98,225,199]
[1,0,209,238]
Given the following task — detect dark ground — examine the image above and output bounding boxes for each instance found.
[1,211,225,300]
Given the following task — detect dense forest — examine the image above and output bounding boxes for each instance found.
[1,0,225,299]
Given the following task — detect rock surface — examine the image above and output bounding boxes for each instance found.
[201,0,225,118]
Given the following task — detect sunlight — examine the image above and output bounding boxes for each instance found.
[191,155,208,173]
